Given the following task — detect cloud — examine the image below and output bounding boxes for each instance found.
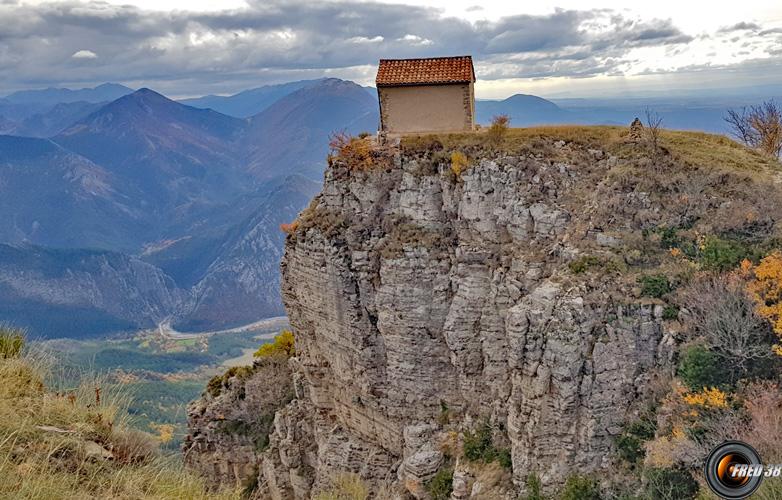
[0,0,774,96]
[718,22,761,32]
[347,35,384,44]
[71,49,97,59]
[397,34,433,46]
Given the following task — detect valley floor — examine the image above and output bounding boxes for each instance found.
[37,318,288,452]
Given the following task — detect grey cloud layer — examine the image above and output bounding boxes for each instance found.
[0,1,775,95]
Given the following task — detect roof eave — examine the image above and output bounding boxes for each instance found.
[376,80,474,87]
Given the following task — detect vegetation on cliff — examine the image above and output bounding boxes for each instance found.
[0,327,238,500]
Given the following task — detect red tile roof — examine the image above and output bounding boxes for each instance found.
[376,56,475,86]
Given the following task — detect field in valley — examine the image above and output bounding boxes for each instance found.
[37,317,289,451]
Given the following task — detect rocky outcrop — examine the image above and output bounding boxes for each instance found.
[183,356,293,488]
[245,137,681,498]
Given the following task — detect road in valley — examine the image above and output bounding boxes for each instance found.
[157,316,289,340]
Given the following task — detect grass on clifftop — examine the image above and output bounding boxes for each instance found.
[0,327,239,500]
[401,125,780,174]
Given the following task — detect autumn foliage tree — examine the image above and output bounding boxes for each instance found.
[329,131,375,170]
[254,330,295,358]
[487,114,510,146]
[450,151,469,177]
[747,251,782,355]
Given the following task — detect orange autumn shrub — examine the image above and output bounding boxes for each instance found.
[280,220,299,234]
[747,251,782,354]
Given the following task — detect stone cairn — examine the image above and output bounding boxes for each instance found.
[628,117,644,142]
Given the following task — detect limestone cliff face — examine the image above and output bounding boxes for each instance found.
[256,137,679,498]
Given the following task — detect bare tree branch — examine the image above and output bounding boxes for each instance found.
[725,100,782,158]
[680,275,774,378]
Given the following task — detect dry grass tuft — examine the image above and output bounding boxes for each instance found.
[313,473,369,500]
[0,346,240,500]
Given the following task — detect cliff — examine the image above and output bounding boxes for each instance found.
[186,126,782,498]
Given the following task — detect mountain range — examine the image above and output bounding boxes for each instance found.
[0,79,374,337]
[0,78,776,338]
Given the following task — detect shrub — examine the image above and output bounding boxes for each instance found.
[462,421,513,470]
[280,221,299,234]
[748,251,782,355]
[569,256,601,274]
[254,330,295,358]
[206,365,256,398]
[677,345,729,390]
[450,151,469,177]
[329,131,374,170]
[662,305,679,320]
[437,400,450,426]
[682,274,774,378]
[497,447,512,469]
[524,474,546,500]
[626,420,656,441]
[656,226,679,249]
[559,475,601,500]
[463,422,494,462]
[0,326,24,359]
[699,236,750,271]
[426,467,454,500]
[487,114,510,145]
[643,467,698,500]
[616,419,656,465]
[206,374,223,397]
[638,274,671,298]
[616,434,644,465]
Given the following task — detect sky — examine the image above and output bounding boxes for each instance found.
[1,0,781,99]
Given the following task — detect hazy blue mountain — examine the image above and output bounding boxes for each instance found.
[0,243,186,339]
[0,135,147,251]
[0,114,16,134]
[3,83,133,106]
[174,175,321,331]
[476,94,575,126]
[54,89,250,233]
[0,84,132,125]
[475,93,762,133]
[243,78,378,181]
[181,79,322,118]
[11,101,105,137]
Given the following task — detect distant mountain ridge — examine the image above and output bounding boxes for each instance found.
[2,83,133,106]
[0,83,134,134]
[476,94,575,125]
[0,79,376,337]
[243,78,378,180]
[54,88,248,231]
[9,101,105,137]
[180,79,323,118]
